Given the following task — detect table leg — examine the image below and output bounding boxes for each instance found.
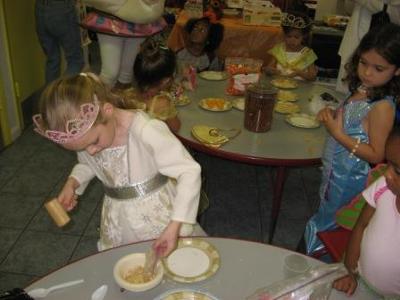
[269,166,288,244]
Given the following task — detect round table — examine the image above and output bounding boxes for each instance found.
[175,76,344,242]
[25,237,374,299]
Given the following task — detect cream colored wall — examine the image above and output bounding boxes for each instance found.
[3,0,46,102]
[0,0,46,144]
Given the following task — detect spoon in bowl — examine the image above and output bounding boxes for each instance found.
[27,279,84,298]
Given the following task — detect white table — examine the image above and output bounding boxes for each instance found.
[175,76,344,243]
[25,238,375,299]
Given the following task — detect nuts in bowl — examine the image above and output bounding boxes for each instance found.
[113,253,164,292]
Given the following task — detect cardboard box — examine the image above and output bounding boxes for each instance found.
[226,0,244,9]
[242,2,281,26]
[184,0,204,18]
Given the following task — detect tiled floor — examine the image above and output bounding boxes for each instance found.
[0,40,322,293]
[0,126,322,293]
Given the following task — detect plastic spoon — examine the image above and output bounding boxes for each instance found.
[27,279,84,298]
[91,284,108,300]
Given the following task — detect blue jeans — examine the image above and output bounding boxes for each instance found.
[35,0,84,83]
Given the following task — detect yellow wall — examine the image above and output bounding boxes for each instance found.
[3,0,45,103]
[0,71,12,144]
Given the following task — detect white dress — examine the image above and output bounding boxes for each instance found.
[69,111,202,250]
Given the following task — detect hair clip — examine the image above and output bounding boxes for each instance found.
[281,13,311,29]
[33,96,100,144]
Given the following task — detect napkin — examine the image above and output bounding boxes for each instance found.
[191,125,240,148]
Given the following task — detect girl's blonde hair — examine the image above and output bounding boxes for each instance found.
[38,73,129,131]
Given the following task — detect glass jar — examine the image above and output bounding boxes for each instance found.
[244,83,277,132]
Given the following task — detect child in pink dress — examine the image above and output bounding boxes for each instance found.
[333,126,400,298]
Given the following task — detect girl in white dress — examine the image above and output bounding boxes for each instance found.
[33,72,203,256]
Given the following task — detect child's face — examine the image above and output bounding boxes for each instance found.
[284,29,304,51]
[384,136,400,196]
[190,21,209,44]
[357,49,400,88]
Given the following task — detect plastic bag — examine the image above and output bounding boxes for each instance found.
[225,57,263,96]
[246,263,348,300]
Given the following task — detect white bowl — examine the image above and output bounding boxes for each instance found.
[113,253,164,292]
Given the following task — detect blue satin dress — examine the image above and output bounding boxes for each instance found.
[304,96,394,255]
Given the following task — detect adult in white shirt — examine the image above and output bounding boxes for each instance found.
[336,0,400,93]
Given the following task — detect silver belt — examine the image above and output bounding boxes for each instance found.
[103,174,168,200]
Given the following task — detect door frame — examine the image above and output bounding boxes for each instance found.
[0,1,23,145]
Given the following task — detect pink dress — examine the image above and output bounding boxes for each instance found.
[359,176,400,297]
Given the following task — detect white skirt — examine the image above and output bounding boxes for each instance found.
[98,180,205,251]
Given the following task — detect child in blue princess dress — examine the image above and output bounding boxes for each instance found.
[303,23,400,255]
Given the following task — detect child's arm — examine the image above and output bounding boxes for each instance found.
[263,57,280,76]
[318,100,394,164]
[153,220,182,257]
[333,203,375,295]
[290,63,318,81]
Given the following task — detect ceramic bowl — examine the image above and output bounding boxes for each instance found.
[113,253,163,292]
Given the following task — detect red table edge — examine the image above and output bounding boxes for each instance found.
[177,135,322,167]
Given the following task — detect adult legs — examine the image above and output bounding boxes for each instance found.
[35,0,62,83]
[35,0,83,83]
[58,4,84,76]
[97,34,125,87]
[117,37,145,86]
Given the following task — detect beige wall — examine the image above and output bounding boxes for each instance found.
[0,0,46,145]
[3,0,45,102]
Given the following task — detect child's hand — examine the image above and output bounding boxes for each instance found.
[317,107,344,138]
[333,274,358,296]
[153,221,181,257]
[57,177,79,211]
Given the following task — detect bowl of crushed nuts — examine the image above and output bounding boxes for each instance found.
[113,253,164,292]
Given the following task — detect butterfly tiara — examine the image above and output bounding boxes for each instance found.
[33,95,100,144]
[281,13,311,29]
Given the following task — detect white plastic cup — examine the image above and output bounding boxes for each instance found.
[283,254,310,278]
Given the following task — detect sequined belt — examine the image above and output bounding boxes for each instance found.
[103,174,168,200]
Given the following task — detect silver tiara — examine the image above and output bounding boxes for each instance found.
[281,13,311,29]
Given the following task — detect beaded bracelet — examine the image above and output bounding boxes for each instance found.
[349,137,361,158]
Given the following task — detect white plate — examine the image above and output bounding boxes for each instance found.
[271,78,298,89]
[162,238,220,283]
[274,101,300,114]
[277,90,298,102]
[174,95,191,106]
[286,113,320,129]
[199,98,232,112]
[232,98,245,111]
[198,71,228,81]
[154,289,220,300]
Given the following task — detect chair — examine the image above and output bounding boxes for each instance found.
[315,228,352,262]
